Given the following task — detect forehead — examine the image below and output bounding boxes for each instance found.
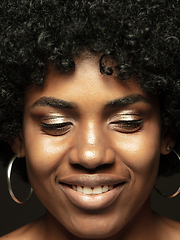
[24,56,158,110]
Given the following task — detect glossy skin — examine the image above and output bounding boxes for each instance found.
[8,55,177,239]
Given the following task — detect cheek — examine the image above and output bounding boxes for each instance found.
[23,132,70,185]
[110,126,162,216]
[112,125,161,176]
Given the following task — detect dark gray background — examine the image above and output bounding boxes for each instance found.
[0,162,180,237]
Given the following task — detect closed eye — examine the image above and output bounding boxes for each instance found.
[109,119,143,133]
[40,122,73,136]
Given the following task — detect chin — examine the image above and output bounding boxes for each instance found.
[66,218,120,239]
[71,229,116,239]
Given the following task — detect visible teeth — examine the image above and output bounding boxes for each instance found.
[72,185,114,195]
[77,186,83,193]
[108,185,113,190]
[102,185,108,192]
[93,186,102,194]
[83,186,93,195]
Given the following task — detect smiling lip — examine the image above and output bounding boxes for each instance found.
[58,174,127,210]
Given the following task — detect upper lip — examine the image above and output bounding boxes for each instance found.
[58,174,127,187]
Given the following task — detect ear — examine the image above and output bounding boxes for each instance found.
[8,132,25,158]
[161,126,178,155]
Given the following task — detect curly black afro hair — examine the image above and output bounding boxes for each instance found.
[1,0,180,182]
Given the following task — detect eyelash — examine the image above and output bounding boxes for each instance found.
[110,119,143,133]
[40,122,73,136]
[40,118,143,136]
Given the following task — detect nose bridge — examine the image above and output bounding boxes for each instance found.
[79,121,105,163]
[86,121,98,146]
[69,120,115,169]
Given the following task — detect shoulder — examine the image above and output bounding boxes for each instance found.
[0,223,32,240]
[155,214,180,239]
[0,216,45,240]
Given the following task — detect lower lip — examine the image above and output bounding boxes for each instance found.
[60,184,125,210]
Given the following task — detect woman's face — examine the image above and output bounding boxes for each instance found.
[20,56,167,238]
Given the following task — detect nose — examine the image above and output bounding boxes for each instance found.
[68,121,115,169]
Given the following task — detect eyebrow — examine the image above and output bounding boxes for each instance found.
[31,94,150,110]
[104,94,150,109]
[32,97,77,109]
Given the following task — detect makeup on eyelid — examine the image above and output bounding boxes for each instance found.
[41,116,70,124]
[110,114,141,121]
[38,109,146,136]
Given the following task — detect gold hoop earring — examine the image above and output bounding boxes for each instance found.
[154,146,180,198]
[7,153,33,204]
